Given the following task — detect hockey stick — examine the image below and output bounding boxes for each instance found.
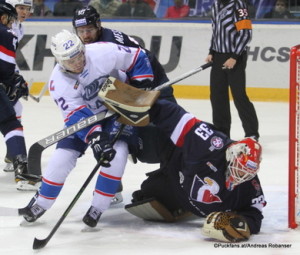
[27,62,212,176]
[27,111,108,176]
[32,124,125,250]
[32,82,48,103]
[153,62,212,91]
[27,81,48,103]
[28,93,40,102]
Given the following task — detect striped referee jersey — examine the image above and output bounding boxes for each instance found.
[209,0,252,59]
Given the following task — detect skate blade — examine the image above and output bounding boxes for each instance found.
[110,192,123,205]
[3,163,14,172]
[19,219,45,227]
[81,226,101,233]
[16,181,41,192]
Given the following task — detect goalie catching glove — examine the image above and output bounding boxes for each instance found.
[87,131,116,167]
[202,212,250,242]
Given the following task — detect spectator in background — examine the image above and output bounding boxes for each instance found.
[53,0,83,16]
[32,0,52,16]
[89,0,121,17]
[114,0,156,18]
[164,0,190,18]
[263,0,295,19]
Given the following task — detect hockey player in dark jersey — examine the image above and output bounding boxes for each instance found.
[0,2,40,190]
[72,5,176,104]
[125,99,265,242]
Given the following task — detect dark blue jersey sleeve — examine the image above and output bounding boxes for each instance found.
[100,28,174,101]
[0,24,18,85]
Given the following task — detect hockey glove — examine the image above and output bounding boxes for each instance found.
[6,73,29,102]
[202,212,250,242]
[130,79,153,91]
[87,131,116,167]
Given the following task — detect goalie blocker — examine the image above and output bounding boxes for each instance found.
[99,78,160,127]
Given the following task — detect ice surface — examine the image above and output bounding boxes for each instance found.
[0,97,299,254]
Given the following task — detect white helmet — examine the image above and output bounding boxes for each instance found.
[6,0,32,8]
[51,29,85,68]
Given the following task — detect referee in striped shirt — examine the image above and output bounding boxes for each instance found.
[205,0,259,141]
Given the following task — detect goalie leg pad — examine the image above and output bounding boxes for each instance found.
[202,212,250,242]
[125,198,193,222]
[125,198,176,222]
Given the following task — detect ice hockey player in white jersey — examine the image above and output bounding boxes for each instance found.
[21,29,155,228]
[72,5,178,203]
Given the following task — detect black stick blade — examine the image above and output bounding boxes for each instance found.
[27,142,44,176]
[33,237,48,250]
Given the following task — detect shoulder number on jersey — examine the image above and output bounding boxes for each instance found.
[237,8,248,18]
[194,123,213,141]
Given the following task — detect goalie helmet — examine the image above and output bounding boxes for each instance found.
[225,137,262,190]
[0,2,17,21]
[5,0,32,8]
[72,5,100,28]
[51,30,85,71]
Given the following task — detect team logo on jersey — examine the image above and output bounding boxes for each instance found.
[83,75,108,100]
[190,176,222,204]
[209,136,224,151]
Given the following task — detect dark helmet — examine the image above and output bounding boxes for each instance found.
[72,5,100,28]
[0,2,17,21]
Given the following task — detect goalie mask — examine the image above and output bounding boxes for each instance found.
[51,30,85,73]
[225,137,262,190]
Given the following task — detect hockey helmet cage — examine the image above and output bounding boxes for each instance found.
[225,137,262,190]
[0,2,17,20]
[6,0,32,8]
[51,30,85,68]
[72,5,100,28]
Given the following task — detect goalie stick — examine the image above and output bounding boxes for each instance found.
[32,124,125,250]
[27,62,212,176]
